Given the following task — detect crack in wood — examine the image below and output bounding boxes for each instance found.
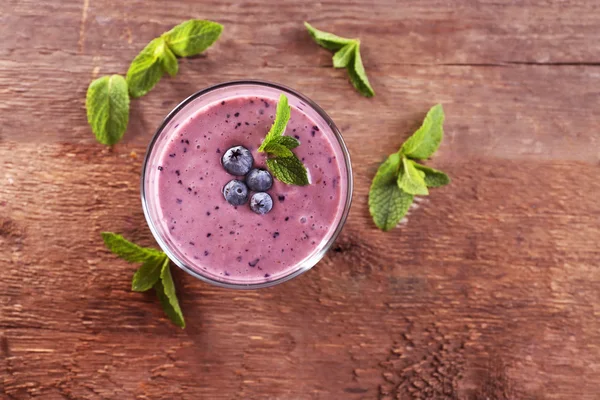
[77,0,90,53]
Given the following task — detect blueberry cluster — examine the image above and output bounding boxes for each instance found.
[221,145,274,214]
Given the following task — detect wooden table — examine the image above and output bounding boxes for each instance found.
[2,1,599,399]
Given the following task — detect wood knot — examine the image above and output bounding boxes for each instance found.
[0,217,25,246]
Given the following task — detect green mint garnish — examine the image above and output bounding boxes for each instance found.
[102,231,163,262]
[162,19,224,57]
[369,104,450,231]
[85,75,130,145]
[276,136,300,149]
[304,22,374,98]
[131,255,166,292]
[160,42,179,78]
[413,163,451,187]
[263,142,294,158]
[101,232,185,328]
[401,104,445,159]
[332,42,356,68]
[86,20,222,144]
[398,156,429,196]
[258,93,291,151]
[155,260,185,328]
[127,20,223,98]
[346,43,374,98]
[126,37,171,98]
[304,23,356,50]
[369,153,415,231]
[266,156,309,186]
[258,94,309,186]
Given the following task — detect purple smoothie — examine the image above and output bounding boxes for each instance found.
[143,83,350,286]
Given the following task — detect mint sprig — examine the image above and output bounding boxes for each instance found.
[258,94,309,186]
[304,22,374,97]
[101,232,185,328]
[127,20,223,98]
[369,104,450,231]
[86,19,223,144]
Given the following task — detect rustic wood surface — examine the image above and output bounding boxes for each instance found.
[1,0,600,399]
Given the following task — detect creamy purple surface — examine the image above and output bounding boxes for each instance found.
[146,91,347,285]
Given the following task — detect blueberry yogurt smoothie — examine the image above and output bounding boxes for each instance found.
[142,81,352,288]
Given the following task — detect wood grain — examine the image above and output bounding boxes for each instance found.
[1,0,600,399]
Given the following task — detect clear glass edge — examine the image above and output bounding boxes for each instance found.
[140,80,353,290]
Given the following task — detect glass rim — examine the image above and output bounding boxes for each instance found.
[140,80,353,289]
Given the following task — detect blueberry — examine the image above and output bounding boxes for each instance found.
[249,258,260,267]
[222,145,253,176]
[246,169,273,192]
[250,192,273,214]
[223,180,249,206]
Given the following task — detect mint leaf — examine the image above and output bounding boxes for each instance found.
[277,136,300,149]
[398,157,429,196]
[266,155,309,186]
[163,20,223,57]
[126,37,167,98]
[258,94,290,151]
[101,232,162,263]
[333,42,357,68]
[160,45,178,77]
[155,261,185,328]
[401,104,445,159]
[264,142,294,158]
[369,153,414,231]
[413,163,450,187]
[155,281,185,328]
[347,44,375,97]
[304,22,356,50]
[132,255,166,292]
[86,75,130,145]
[305,23,374,97]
